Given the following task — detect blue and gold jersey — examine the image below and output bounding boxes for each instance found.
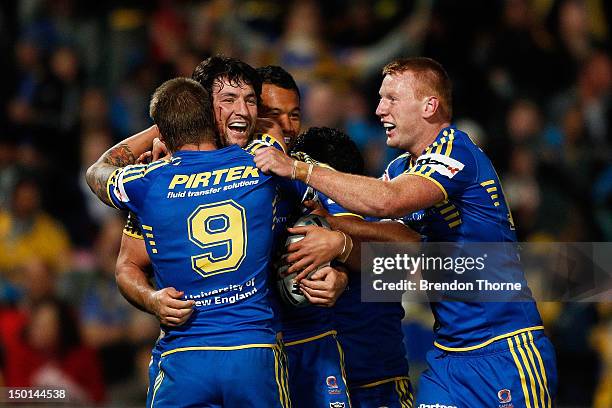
[385,127,543,351]
[107,142,282,351]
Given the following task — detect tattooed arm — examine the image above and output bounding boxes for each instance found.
[85,125,160,206]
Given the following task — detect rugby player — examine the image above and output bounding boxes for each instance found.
[290,127,416,408]
[254,57,558,408]
[86,77,291,407]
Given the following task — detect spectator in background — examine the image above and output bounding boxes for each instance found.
[0,176,71,279]
[64,215,142,389]
[1,298,105,405]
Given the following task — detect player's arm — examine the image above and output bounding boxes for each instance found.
[85,125,160,206]
[116,232,195,327]
[254,147,445,218]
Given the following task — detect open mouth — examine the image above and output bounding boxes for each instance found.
[228,122,248,134]
[383,122,396,135]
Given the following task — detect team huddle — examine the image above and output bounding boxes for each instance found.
[86,56,557,408]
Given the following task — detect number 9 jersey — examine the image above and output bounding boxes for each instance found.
[106,144,280,351]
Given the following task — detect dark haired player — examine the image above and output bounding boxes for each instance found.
[290,127,415,407]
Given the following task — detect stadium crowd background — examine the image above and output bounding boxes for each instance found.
[0,0,610,406]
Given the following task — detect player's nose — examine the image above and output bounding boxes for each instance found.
[375,100,388,117]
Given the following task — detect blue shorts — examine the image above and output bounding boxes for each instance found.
[146,343,162,408]
[285,331,351,408]
[416,329,557,408]
[350,376,413,408]
[149,345,290,408]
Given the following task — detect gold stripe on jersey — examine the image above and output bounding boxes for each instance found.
[448,219,462,228]
[123,228,144,240]
[508,337,532,408]
[160,343,277,357]
[444,134,455,156]
[150,370,164,408]
[332,212,365,219]
[521,333,547,408]
[284,330,336,347]
[434,326,545,352]
[515,336,540,408]
[395,377,414,408]
[480,180,495,187]
[402,172,449,201]
[333,334,352,408]
[273,346,291,408]
[439,205,456,215]
[486,186,498,193]
[106,168,122,210]
[443,211,460,222]
[144,159,170,175]
[358,376,410,389]
[142,225,153,231]
[528,331,552,408]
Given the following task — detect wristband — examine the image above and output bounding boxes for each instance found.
[337,231,353,263]
[291,159,298,180]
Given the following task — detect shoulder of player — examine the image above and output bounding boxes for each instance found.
[290,151,334,170]
[243,133,286,155]
[120,158,173,184]
[385,152,411,173]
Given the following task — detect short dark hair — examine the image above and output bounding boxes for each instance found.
[149,78,216,152]
[256,65,300,100]
[383,57,453,120]
[291,127,364,175]
[192,55,262,102]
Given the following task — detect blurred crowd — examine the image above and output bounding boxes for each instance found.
[0,0,610,406]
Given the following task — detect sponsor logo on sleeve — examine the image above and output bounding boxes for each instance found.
[415,153,464,179]
[329,403,345,408]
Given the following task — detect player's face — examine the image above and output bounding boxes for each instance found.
[212,77,258,147]
[376,72,425,151]
[260,84,301,146]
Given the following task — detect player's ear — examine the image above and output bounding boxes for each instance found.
[422,96,439,119]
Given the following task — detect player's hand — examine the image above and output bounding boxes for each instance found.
[151,137,170,161]
[286,226,344,279]
[254,147,294,178]
[300,266,348,307]
[302,199,329,218]
[147,287,195,327]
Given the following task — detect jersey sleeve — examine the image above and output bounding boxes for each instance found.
[382,153,411,181]
[402,138,476,200]
[123,211,144,239]
[316,191,364,219]
[244,133,286,155]
[107,164,149,212]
